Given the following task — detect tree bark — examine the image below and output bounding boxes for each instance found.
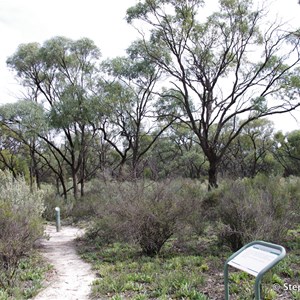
[208,160,219,190]
[72,171,79,199]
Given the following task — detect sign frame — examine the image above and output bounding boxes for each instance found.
[224,240,286,300]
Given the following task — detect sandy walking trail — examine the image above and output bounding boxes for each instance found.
[33,225,96,300]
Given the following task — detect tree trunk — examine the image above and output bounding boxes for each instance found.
[29,142,40,190]
[80,150,86,197]
[208,160,219,190]
[131,160,138,179]
[56,174,67,199]
[72,171,79,199]
[80,178,85,197]
[60,176,68,200]
[32,152,40,189]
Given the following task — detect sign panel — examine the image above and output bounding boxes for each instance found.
[224,241,286,300]
[228,244,280,277]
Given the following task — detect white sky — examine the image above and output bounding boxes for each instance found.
[1,0,300,133]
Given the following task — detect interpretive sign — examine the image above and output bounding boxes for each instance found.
[224,241,286,300]
[228,244,282,276]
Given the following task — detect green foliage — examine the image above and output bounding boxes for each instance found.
[81,242,208,300]
[0,150,30,182]
[6,42,41,79]
[147,124,209,180]
[251,96,268,114]
[275,130,300,176]
[0,252,51,300]
[79,224,299,299]
[0,171,45,291]
[83,179,207,256]
[42,191,75,221]
[0,170,44,216]
[220,118,280,178]
[6,36,104,199]
[0,100,47,137]
[73,174,300,299]
[216,176,299,251]
[126,0,300,188]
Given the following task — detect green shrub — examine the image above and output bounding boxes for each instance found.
[216,176,297,251]
[86,179,205,256]
[284,176,300,223]
[42,191,74,221]
[0,171,45,289]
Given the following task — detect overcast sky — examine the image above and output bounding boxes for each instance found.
[1,0,300,132]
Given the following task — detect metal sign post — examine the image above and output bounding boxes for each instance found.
[55,207,61,232]
[224,241,286,300]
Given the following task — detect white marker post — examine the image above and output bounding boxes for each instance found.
[224,241,286,300]
[55,207,61,232]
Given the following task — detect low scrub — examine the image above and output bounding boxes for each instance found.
[80,242,211,300]
[0,252,51,300]
[78,228,300,300]
[86,179,206,256]
[0,171,45,289]
[84,175,299,255]
[42,191,74,221]
[216,176,299,251]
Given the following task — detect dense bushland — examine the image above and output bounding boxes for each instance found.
[73,175,300,256]
[77,176,300,299]
[82,179,207,256]
[216,176,299,251]
[0,167,297,298]
[26,170,300,298]
[0,171,45,292]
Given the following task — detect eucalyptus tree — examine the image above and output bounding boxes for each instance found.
[0,124,30,180]
[220,118,277,178]
[100,44,174,179]
[6,37,103,198]
[0,100,49,189]
[0,100,75,196]
[126,0,300,188]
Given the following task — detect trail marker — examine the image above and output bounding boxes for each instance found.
[55,207,61,232]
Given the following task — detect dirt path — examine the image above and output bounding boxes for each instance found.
[33,225,96,300]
